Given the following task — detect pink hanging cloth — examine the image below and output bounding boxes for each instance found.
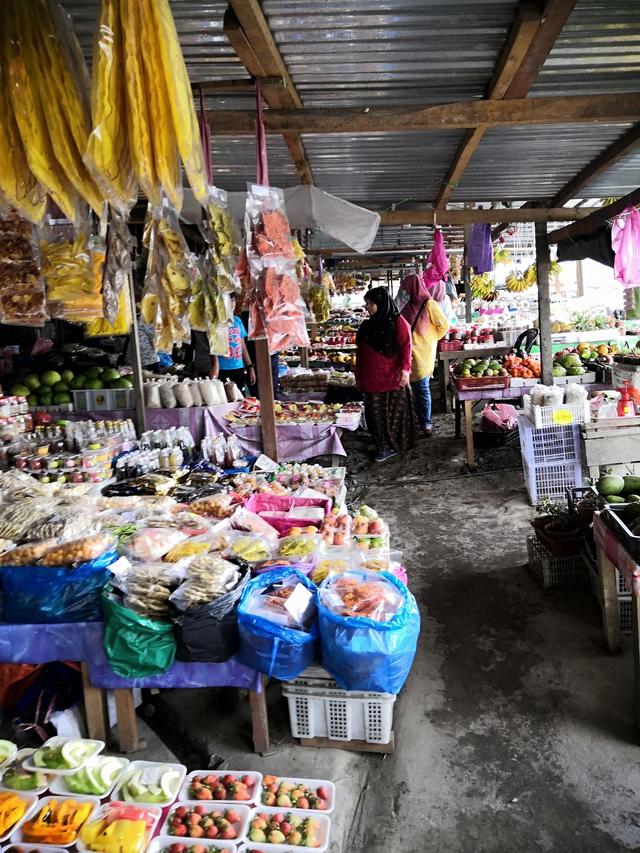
[423,228,450,288]
[611,206,640,287]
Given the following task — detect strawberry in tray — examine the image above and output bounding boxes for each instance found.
[188,772,255,801]
[248,811,321,846]
[167,805,241,840]
[261,775,330,810]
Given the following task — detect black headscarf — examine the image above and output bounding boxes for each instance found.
[356,286,399,357]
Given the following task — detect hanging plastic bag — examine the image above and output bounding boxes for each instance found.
[170,567,249,663]
[102,592,176,678]
[317,569,420,694]
[236,568,318,680]
[612,206,640,287]
[0,548,118,624]
[0,211,48,327]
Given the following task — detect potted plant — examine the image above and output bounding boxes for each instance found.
[532,497,584,556]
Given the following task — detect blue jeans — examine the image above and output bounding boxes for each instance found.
[411,377,432,429]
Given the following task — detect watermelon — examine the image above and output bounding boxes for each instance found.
[597,474,625,496]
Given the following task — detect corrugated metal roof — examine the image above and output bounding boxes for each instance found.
[579,147,640,197]
[211,136,299,191]
[531,0,640,97]
[451,123,635,201]
[301,131,466,206]
[263,0,522,107]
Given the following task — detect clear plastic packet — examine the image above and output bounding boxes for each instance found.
[199,378,217,407]
[246,184,295,260]
[100,207,133,325]
[0,499,56,541]
[159,381,178,409]
[174,381,193,408]
[189,380,203,407]
[202,185,241,259]
[249,261,310,352]
[83,0,138,214]
[163,538,211,562]
[189,492,239,520]
[242,570,317,629]
[121,527,188,562]
[277,533,323,561]
[224,531,273,565]
[39,532,117,567]
[230,507,279,543]
[201,518,234,552]
[169,553,241,611]
[41,223,104,322]
[310,546,364,585]
[119,560,186,619]
[86,278,132,336]
[145,382,163,409]
[319,569,403,623]
[0,538,57,566]
[0,211,47,326]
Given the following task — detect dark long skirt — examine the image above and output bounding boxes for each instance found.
[364,387,417,453]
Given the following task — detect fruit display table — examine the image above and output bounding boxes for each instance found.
[437,345,512,413]
[452,382,609,469]
[204,403,361,464]
[592,513,640,732]
[0,622,270,755]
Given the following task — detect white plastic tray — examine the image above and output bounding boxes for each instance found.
[178,769,262,805]
[48,756,129,799]
[0,748,50,796]
[110,760,186,809]
[0,791,39,843]
[0,743,17,769]
[241,845,308,853]
[146,837,239,853]
[258,776,335,813]
[1,846,68,853]
[75,801,162,852]
[244,807,331,852]
[10,794,99,848]
[162,801,251,843]
[23,738,105,777]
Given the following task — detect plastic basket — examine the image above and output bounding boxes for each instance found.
[522,396,591,428]
[518,415,581,464]
[527,535,586,589]
[522,456,583,504]
[452,375,510,391]
[282,680,395,744]
[603,506,640,563]
[619,596,633,633]
[438,340,464,352]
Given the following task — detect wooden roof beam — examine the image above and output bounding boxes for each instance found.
[191,77,284,94]
[434,1,542,209]
[551,124,640,206]
[224,2,314,185]
[548,188,640,243]
[209,93,640,134]
[380,207,599,226]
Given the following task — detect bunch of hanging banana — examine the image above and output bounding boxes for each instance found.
[470,273,497,300]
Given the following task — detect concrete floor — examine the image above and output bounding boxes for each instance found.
[136,415,640,852]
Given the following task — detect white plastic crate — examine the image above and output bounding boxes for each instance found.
[613,362,640,391]
[518,414,581,465]
[522,395,591,428]
[522,456,583,504]
[500,328,527,347]
[527,535,586,589]
[619,596,633,633]
[282,681,395,744]
[72,388,134,412]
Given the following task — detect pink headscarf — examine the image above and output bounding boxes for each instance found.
[430,281,446,305]
[399,273,431,336]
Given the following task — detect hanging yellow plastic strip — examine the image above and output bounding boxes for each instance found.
[120,0,160,207]
[84,0,138,214]
[148,0,209,206]
[139,0,183,210]
[6,1,82,222]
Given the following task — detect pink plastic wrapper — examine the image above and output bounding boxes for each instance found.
[244,493,331,536]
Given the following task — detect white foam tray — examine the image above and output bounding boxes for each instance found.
[48,756,129,799]
[146,836,238,853]
[0,748,50,796]
[258,776,335,814]
[10,794,99,848]
[75,801,162,852]
[0,791,39,843]
[162,801,251,844]
[110,760,186,809]
[244,807,331,852]
[178,769,262,805]
[23,738,104,777]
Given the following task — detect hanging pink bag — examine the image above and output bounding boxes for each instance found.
[612,206,640,287]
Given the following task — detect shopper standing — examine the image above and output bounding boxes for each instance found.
[355,287,416,462]
[398,273,449,436]
[210,296,256,390]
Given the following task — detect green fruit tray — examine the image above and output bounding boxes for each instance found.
[603,505,640,563]
[452,375,510,391]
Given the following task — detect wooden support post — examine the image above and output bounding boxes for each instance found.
[633,596,640,733]
[535,222,553,386]
[299,347,309,368]
[81,663,109,743]
[256,338,278,462]
[463,399,476,468]
[114,688,144,753]
[595,545,622,653]
[127,272,147,434]
[463,225,472,323]
[249,678,270,754]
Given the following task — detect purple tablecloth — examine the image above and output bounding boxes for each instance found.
[204,404,347,461]
[69,406,229,444]
[0,622,261,691]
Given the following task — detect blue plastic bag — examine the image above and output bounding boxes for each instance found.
[237,568,318,680]
[0,548,119,624]
[318,570,420,694]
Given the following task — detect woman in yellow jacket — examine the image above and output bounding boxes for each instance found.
[398,274,449,435]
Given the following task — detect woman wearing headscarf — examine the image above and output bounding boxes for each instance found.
[398,273,449,436]
[355,286,416,462]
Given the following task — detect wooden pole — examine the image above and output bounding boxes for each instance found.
[256,338,278,461]
[463,223,472,323]
[535,222,553,385]
[126,272,147,434]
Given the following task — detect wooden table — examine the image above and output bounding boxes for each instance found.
[454,381,610,469]
[592,514,640,732]
[437,345,512,412]
[582,416,640,481]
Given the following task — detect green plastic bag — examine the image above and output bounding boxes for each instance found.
[102,593,176,678]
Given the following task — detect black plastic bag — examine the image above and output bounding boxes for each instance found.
[171,569,249,663]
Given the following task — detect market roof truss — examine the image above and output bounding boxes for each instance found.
[209,93,640,135]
